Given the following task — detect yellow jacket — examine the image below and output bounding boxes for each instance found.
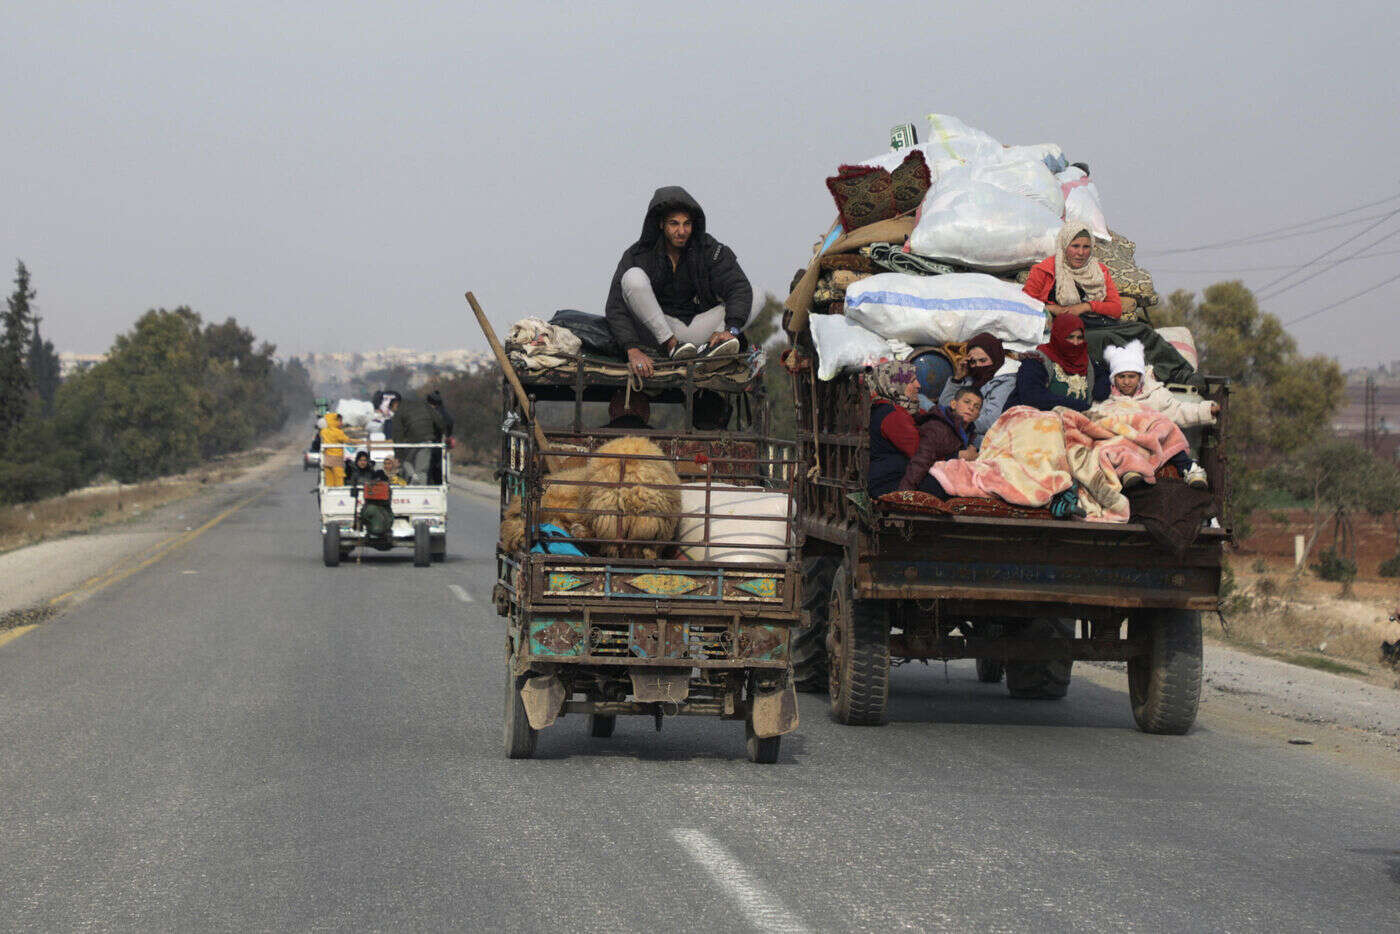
[320,412,352,458]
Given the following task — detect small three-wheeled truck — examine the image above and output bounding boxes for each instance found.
[486,335,803,763]
[318,441,449,567]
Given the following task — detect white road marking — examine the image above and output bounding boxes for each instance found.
[448,584,474,603]
[671,829,809,934]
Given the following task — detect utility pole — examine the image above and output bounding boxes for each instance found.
[1362,376,1378,454]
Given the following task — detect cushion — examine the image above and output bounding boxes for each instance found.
[876,491,1056,520]
[826,164,895,231]
[818,252,878,274]
[889,149,932,215]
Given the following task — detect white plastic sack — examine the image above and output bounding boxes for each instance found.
[967,157,1064,216]
[924,113,1001,163]
[678,485,790,564]
[335,399,374,428]
[1055,166,1109,240]
[843,273,1047,348]
[908,179,1061,270]
[808,313,895,381]
[1154,327,1199,370]
[1000,143,1069,174]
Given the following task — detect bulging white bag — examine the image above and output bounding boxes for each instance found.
[1055,166,1109,240]
[924,113,1001,163]
[843,272,1047,348]
[969,156,1064,216]
[808,313,895,381]
[908,178,1061,270]
[335,399,375,428]
[1000,143,1069,174]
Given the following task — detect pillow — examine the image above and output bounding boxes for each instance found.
[826,164,895,231]
[889,149,932,215]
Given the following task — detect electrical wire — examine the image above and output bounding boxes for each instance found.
[1257,224,1400,300]
[1150,246,1400,274]
[1140,191,1400,256]
[1283,270,1400,326]
[1253,206,1400,296]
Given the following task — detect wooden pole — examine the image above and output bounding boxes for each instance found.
[466,291,552,453]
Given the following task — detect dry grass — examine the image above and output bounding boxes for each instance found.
[1220,557,1400,674]
[0,450,274,555]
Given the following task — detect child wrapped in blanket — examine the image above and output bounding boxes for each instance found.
[1100,340,1211,489]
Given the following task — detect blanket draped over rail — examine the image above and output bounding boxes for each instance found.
[931,401,1189,522]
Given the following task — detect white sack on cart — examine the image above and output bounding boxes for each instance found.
[969,156,1064,216]
[335,399,375,428]
[1055,166,1109,240]
[678,485,790,564]
[908,179,1061,270]
[809,313,896,381]
[923,113,1002,163]
[844,273,1046,348]
[1000,143,1069,174]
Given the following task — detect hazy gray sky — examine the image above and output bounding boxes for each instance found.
[3,1,1397,367]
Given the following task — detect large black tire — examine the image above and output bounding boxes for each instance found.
[745,720,781,764]
[322,522,341,568]
[1128,609,1203,735]
[975,658,1004,683]
[792,556,837,692]
[503,659,537,759]
[588,714,616,738]
[1005,617,1074,699]
[431,533,446,563]
[413,520,431,567]
[827,564,890,725]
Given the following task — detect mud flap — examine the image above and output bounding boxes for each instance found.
[521,673,565,730]
[750,678,799,738]
[629,668,691,704]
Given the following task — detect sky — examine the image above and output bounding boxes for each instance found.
[3,0,1398,368]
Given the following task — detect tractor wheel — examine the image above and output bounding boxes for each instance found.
[827,564,890,725]
[1128,608,1202,735]
[503,658,537,759]
[1004,617,1074,699]
[413,520,431,567]
[322,522,341,568]
[791,555,837,692]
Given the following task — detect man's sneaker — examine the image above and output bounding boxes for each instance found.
[703,336,741,357]
[1120,471,1146,489]
[1184,462,1209,489]
[668,341,699,361]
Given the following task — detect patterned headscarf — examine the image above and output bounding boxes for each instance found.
[867,360,920,414]
[1053,223,1107,306]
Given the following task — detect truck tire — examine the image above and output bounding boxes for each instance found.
[413,520,431,567]
[975,658,1004,683]
[1128,608,1202,735]
[745,719,781,764]
[322,522,341,568]
[827,564,890,725]
[503,659,537,759]
[431,533,446,563]
[791,555,837,692]
[588,714,616,738]
[1004,617,1073,699]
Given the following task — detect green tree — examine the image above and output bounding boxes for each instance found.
[27,318,61,415]
[0,261,37,438]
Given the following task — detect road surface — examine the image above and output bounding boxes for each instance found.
[2,468,1397,931]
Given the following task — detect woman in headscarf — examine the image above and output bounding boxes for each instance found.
[1005,314,1110,412]
[865,360,923,497]
[1023,223,1122,320]
[936,333,1019,444]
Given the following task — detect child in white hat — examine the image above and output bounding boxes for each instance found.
[1102,340,1210,490]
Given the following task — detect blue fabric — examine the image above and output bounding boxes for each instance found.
[911,351,954,402]
[868,403,910,498]
[820,224,844,254]
[531,523,587,556]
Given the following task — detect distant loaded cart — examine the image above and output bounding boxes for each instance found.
[317,440,449,568]
[474,294,802,763]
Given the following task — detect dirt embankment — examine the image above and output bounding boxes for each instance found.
[1220,509,1400,684]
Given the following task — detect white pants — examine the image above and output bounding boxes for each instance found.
[620,267,726,346]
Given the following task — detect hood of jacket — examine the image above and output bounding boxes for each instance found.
[636,186,707,250]
[325,412,342,429]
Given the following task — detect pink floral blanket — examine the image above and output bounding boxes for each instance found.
[931,401,1189,522]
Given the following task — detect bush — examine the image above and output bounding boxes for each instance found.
[1311,547,1357,584]
[1378,552,1400,578]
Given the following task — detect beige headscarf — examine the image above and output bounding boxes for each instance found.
[1053,224,1107,306]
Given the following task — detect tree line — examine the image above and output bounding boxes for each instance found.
[0,262,313,505]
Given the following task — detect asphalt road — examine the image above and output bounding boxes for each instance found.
[2,469,1398,932]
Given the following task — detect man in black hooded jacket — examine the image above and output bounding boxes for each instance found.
[605,186,753,378]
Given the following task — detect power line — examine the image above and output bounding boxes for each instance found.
[1257,224,1400,300]
[1150,245,1400,274]
[1140,191,1400,256]
[1254,205,1400,296]
[1283,270,1400,326]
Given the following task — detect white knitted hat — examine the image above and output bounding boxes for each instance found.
[1103,340,1146,379]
